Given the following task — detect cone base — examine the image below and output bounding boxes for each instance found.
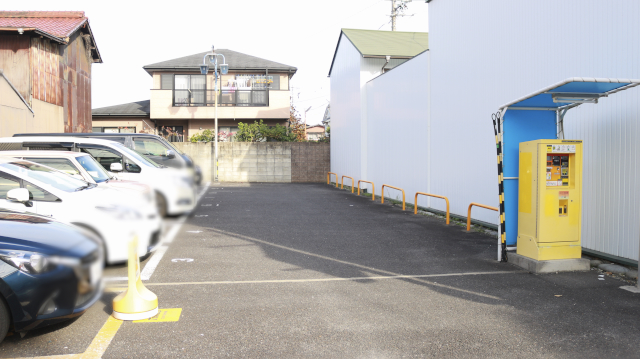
[112,307,158,321]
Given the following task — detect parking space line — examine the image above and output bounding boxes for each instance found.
[81,316,123,358]
[140,183,209,281]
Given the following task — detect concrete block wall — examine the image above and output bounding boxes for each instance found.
[171,142,213,183]
[291,143,330,183]
[172,141,329,183]
[218,142,292,183]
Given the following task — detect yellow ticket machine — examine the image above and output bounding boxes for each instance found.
[517,140,583,260]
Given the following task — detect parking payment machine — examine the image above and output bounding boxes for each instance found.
[517,140,583,260]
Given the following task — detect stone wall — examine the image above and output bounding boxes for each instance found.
[172,141,329,183]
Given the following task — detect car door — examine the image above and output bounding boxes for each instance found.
[21,180,61,218]
[78,145,141,181]
[0,173,33,213]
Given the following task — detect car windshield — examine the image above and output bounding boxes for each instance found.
[76,155,111,183]
[161,139,184,155]
[112,143,161,168]
[0,161,90,192]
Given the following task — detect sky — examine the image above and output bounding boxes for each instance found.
[7,0,428,125]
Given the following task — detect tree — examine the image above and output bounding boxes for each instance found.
[288,99,307,142]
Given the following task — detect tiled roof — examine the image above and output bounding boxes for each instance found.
[92,100,150,117]
[0,11,87,40]
[143,49,297,74]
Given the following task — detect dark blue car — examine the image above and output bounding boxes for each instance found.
[0,209,104,343]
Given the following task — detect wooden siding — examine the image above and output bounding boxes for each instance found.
[0,34,31,101]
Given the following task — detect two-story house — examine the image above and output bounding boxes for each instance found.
[92,49,297,142]
[0,11,102,136]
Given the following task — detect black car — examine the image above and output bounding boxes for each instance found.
[0,209,103,342]
[12,133,202,184]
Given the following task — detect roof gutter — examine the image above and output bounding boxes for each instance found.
[91,113,149,117]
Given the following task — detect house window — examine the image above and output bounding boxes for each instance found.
[161,74,173,89]
[92,127,136,133]
[174,75,206,106]
[270,75,280,90]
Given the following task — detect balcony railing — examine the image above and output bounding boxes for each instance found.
[173,89,269,107]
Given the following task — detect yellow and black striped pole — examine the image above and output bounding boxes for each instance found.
[492,112,508,262]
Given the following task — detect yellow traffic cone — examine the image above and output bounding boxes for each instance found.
[112,236,158,320]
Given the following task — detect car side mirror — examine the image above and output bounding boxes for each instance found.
[166,150,176,159]
[110,163,123,172]
[7,188,30,204]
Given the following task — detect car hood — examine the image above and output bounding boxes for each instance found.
[0,211,98,257]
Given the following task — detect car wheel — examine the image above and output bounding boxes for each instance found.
[0,297,10,344]
[156,192,168,218]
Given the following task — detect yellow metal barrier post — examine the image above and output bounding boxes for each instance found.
[381,185,406,211]
[467,203,499,231]
[357,180,375,200]
[414,192,450,225]
[341,176,354,193]
[327,172,338,188]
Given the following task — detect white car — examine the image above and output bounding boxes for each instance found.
[0,137,196,216]
[0,158,159,264]
[0,150,157,210]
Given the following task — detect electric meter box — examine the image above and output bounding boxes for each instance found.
[517,139,583,261]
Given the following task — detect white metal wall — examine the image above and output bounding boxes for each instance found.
[364,52,430,205]
[330,34,363,180]
[330,34,407,182]
[428,0,640,260]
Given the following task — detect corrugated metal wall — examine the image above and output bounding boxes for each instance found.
[364,52,430,203]
[428,0,640,260]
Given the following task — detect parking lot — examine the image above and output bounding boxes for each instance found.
[1,182,639,358]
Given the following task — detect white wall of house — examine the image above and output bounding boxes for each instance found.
[428,0,640,260]
[364,51,430,203]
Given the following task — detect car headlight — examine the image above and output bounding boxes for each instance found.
[0,250,55,274]
[172,176,193,187]
[96,205,142,221]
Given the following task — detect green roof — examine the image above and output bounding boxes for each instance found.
[328,29,428,76]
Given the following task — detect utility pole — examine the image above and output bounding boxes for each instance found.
[391,0,397,31]
[389,0,413,31]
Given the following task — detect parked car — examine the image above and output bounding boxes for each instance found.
[0,137,196,217]
[0,150,158,213]
[0,158,160,264]
[0,208,103,343]
[13,133,202,185]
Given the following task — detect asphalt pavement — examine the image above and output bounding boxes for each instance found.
[1,183,639,358]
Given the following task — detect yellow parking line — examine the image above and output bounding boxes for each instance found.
[8,316,122,359]
[80,316,123,358]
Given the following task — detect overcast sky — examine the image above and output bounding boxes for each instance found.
[8,0,428,125]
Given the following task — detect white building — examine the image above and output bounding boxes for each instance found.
[328,29,429,185]
[330,1,640,263]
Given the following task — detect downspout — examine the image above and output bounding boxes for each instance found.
[381,55,390,73]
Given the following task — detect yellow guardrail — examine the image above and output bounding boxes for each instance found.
[467,203,498,231]
[381,184,405,211]
[414,192,450,225]
[327,172,338,188]
[341,176,354,193]
[357,180,375,200]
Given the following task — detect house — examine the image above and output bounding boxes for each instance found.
[91,100,154,133]
[306,125,325,141]
[0,11,102,136]
[328,28,428,181]
[92,49,297,142]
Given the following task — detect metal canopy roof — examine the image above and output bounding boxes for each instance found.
[499,77,640,111]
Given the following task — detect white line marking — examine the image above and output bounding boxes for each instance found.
[140,183,210,281]
[187,230,202,233]
[140,245,168,280]
[104,276,128,282]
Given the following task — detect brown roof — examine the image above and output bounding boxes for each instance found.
[0,11,102,62]
[0,11,87,40]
